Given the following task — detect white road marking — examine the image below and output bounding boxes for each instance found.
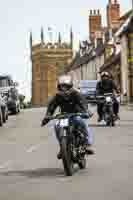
[26,144,41,153]
[0,160,13,169]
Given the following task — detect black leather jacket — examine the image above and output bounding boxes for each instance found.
[45,89,87,116]
[96,79,119,95]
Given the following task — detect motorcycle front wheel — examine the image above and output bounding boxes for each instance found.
[60,136,73,176]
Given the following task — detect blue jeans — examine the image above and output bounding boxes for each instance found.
[55,116,93,145]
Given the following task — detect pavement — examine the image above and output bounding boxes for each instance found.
[0,106,132,200]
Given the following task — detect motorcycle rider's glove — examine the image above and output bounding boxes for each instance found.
[41,116,50,127]
[88,111,94,118]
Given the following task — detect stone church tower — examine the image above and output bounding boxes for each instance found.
[30,28,73,106]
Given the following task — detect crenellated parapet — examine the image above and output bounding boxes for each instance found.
[32,42,72,50]
[31,43,73,59]
[30,27,73,106]
[30,27,73,58]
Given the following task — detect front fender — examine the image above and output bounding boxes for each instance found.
[58,128,67,139]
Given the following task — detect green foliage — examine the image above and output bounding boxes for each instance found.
[18,94,25,104]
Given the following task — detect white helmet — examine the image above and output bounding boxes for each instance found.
[101,71,110,78]
[57,75,73,92]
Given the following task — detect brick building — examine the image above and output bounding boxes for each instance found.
[89,0,120,43]
[107,0,120,29]
[66,0,121,84]
[30,28,73,106]
[89,10,102,42]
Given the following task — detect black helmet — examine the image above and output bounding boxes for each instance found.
[57,75,73,92]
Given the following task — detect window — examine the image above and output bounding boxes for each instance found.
[0,76,13,87]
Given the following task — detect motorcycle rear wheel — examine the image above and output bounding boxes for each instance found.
[78,158,86,169]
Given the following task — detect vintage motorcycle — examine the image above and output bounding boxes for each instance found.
[44,113,90,176]
[97,93,120,127]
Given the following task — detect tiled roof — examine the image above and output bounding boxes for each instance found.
[119,9,133,21]
[115,12,133,38]
[100,53,120,72]
[65,43,105,72]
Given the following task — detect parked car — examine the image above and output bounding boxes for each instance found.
[79,80,98,104]
[0,75,20,115]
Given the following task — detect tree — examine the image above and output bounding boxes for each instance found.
[18,94,25,108]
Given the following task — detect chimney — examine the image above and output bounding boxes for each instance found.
[89,9,102,43]
[90,10,93,15]
[107,0,120,29]
[94,10,96,15]
[97,9,100,15]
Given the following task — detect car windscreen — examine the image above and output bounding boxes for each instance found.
[79,81,97,88]
[0,77,13,87]
[0,78,8,87]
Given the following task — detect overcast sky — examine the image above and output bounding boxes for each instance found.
[0,0,131,100]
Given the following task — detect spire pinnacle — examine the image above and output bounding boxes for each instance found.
[41,27,44,44]
[30,31,32,49]
[70,27,73,49]
[58,32,61,44]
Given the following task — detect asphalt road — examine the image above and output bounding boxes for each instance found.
[0,106,132,200]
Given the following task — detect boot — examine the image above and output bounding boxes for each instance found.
[57,149,62,159]
[85,145,95,155]
[98,116,102,122]
[115,114,120,120]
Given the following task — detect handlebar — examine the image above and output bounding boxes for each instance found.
[46,112,90,121]
[96,93,120,98]
[96,93,113,98]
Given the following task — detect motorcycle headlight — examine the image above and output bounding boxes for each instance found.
[106,96,112,102]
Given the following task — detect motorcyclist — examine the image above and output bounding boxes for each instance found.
[96,71,120,122]
[41,75,94,159]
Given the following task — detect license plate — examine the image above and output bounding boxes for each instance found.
[59,119,69,127]
[116,96,120,103]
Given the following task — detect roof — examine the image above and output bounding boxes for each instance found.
[119,9,133,21]
[115,11,133,38]
[65,43,105,72]
[100,53,120,72]
[65,50,94,72]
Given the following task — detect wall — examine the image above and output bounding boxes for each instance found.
[31,44,73,106]
[120,35,128,102]
[96,54,105,80]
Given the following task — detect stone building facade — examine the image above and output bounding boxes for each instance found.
[116,12,133,104]
[30,29,73,106]
[89,0,120,43]
[66,0,121,87]
[66,45,105,88]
